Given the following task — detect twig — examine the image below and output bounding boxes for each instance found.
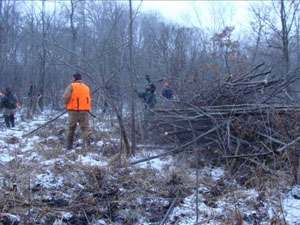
[230,139,240,172]
[159,197,177,225]
[231,62,265,83]
[245,158,278,176]
[224,151,273,159]
[257,132,286,145]
[22,111,67,138]
[276,135,300,153]
[261,72,300,103]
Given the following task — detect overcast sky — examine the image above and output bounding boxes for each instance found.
[27,0,253,34]
[134,0,251,31]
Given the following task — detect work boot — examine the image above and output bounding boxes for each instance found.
[10,114,15,127]
[84,140,91,151]
[66,137,73,151]
[84,135,94,150]
[4,116,10,128]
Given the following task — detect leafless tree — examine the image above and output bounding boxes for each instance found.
[129,0,136,156]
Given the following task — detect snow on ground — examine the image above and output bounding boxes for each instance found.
[131,148,173,170]
[0,110,299,224]
[76,152,108,167]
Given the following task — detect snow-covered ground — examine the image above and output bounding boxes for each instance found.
[0,110,299,224]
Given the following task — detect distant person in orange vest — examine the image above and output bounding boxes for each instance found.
[62,73,92,150]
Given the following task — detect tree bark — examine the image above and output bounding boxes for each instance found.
[39,0,46,111]
[129,0,135,156]
[70,0,77,67]
[280,0,290,74]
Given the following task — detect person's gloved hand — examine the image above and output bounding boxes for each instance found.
[145,75,150,83]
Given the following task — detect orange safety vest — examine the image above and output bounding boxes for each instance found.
[66,83,91,111]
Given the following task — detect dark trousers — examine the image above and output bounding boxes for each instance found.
[4,114,15,128]
[3,108,16,128]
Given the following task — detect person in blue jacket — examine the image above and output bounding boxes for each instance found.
[161,82,173,106]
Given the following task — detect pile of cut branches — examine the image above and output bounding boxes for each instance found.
[146,63,300,183]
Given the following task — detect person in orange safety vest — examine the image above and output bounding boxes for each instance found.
[62,73,92,150]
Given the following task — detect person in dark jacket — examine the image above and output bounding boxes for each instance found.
[0,87,19,128]
[137,84,156,109]
[161,82,173,106]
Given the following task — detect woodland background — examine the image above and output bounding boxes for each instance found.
[1,0,300,107]
[2,0,300,175]
[0,1,300,224]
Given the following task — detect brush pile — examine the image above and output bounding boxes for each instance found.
[149,63,300,182]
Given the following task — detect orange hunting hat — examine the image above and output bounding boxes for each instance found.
[163,82,168,87]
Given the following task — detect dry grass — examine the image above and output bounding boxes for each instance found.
[0,112,298,224]
[4,136,19,145]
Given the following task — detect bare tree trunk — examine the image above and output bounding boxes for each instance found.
[296,17,300,69]
[129,0,135,156]
[278,0,299,100]
[0,0,2,71]
[297,13,300,186]
[252,12,263,65]
[297,149,300,184]
[280,0,290,74]
[39,0,46,111]
[70,0,77,66]
[81,0,87,71]
[27,0,36,119]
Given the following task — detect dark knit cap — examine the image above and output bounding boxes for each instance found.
[73,73,82,81]
[5,86,11,92]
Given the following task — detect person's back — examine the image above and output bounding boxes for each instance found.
[162,86,172,99]
[162,82,172,99]
[161,82,173,107]
[2,92,18,109]
[138,85,156,109]
[63,73,92,150]
[1,87,18,128]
